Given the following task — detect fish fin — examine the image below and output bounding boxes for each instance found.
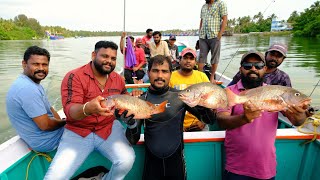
[226,88,244,107]
[153,100,168,114]
[146,101,153,107]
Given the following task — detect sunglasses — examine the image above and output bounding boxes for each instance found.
[241,62,265,70]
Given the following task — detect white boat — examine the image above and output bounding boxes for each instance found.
[1,73,319,180]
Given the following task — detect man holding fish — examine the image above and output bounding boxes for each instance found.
[217,50,311,180]
[169,47,211,131]
[44,41,135,180]
[123,55,216,180]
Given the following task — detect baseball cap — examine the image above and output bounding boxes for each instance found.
[181,47,197,58]
[169,35,176,40]
[267,43,287,57]
[240,50,265,64]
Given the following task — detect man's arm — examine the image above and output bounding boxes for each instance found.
[281,104,309,126]
[163,41,171,58]
[186,106,216,125]
[32,113,65,131]
[126,120,142,145]
[217,15,228,40]
[217,101,263,130]
[199,19,203,33]
[175,46,179,60]
[120,32,126,53]
[51,107,61,120]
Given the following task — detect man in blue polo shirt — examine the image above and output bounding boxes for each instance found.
[6,46,65,152]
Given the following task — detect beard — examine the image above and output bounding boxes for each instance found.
[28,70,47,83]
[151,78,168,92]
[266,59,281,69]
[240,72,264,89]
[93,59,115,75]
[154,39,160,44]
[181,66,193,73]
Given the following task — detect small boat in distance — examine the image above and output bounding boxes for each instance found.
[45,30,64,40]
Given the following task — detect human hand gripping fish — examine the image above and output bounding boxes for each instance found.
[83,96,114,117]
[242,100,264,123]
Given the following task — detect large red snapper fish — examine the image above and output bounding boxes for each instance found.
[102,94,167,119]
[226,85,311,111]
[178,82,228,109]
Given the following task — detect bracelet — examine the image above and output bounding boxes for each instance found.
[83,102,90,116]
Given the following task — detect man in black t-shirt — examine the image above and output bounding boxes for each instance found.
[117,55,216,180]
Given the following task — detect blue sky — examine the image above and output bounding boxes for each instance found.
[0,0,318,31]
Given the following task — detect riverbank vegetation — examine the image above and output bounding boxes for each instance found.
[0,14,144,40]
[226,1,320,38]
[289,1,320,38]
[0,1,319,40]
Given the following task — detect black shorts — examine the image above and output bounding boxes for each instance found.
[143,144,186,180]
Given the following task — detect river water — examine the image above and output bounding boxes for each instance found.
[1,35,319,144]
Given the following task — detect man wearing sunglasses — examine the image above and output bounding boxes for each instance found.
[217,50,308,180]
[228,43,291,87]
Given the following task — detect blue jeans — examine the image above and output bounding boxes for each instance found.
[44,120,135,180]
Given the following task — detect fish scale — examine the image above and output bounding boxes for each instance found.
[103,94,167,119]
[227,85,311,111]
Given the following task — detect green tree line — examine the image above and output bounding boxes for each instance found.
[226,12,276,33]
[0,14,145,40]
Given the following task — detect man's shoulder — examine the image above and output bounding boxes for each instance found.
[169,87,180,92]
[227,83,240,92]
[8,76,39,96]
[192,70,210,82]
[266,69,291,84]
[161,41,168,46]
[276,69,290,77]
[171,70,179,76]
[110,71,124,80]
[65,63,89,77]
[193,70,206,76]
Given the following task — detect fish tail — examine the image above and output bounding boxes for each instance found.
[154,100,168,114]
[226,88,245,107]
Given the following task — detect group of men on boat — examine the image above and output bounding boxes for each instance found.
[4,0,315,180]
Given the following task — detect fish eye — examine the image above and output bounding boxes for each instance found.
[294,93,300,96]
[186,89,191,92]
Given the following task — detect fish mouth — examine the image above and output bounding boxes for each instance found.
[299,98,312,106]
[178,93,187,100]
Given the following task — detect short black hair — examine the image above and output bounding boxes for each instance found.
[94,41,118,52]
[23,46,50,62]
[148,55,173,72]
[129,36,134,41]
[146,29,153,33]
[153,31,161,37]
